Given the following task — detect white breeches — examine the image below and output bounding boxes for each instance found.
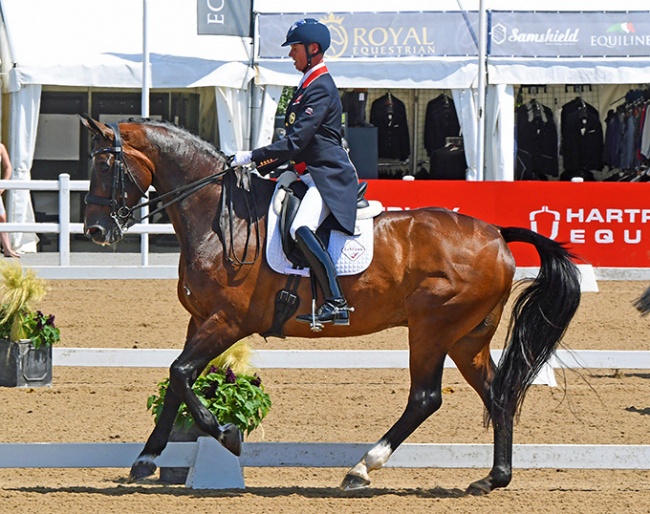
[289,173,331,240]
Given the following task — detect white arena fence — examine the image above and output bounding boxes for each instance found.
[1,175,649,281]
[1,176,648,487]
[0,348,648,489]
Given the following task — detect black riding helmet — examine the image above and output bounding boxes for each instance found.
[282,18,331,72]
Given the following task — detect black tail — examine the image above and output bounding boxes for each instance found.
[633,286,650,316]
[490,227,581,422]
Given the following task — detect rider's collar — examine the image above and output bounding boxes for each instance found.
[297,61,327,89]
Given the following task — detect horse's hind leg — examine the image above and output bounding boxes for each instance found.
[341,340,447,491]
[449,305,513,495]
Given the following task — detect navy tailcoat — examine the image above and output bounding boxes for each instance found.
[251,65,358,235]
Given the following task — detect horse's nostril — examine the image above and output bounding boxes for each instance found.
[84,224,106,239]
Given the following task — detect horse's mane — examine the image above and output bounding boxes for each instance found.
[125,118,228,165]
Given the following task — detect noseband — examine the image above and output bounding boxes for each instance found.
[84,122,147,235]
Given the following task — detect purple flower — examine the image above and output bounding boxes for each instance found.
[225,367,236,384]
[46,314,56,327]
[251,374,262,387]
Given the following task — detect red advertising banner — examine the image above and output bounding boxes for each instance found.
[365,180,650,268]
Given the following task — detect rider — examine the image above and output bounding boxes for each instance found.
[231,18,358,326]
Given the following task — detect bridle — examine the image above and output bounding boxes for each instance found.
[84,122,147,236]
[84,122,231,237]
[84,121,258,264]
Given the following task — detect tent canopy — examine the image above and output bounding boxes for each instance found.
[0,0,254,91]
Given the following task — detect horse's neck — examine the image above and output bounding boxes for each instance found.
[151,157,226,246]
[151,164,274,259]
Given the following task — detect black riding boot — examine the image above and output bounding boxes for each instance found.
[294,226,350,326]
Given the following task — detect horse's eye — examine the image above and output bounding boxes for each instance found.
[97,160,111,173]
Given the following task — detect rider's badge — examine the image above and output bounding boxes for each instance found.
[289,112,296,124]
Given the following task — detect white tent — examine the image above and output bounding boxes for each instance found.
[253,0,485,179]
[252,0,650,181]
[0,0,254,252]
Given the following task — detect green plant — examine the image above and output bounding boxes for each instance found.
[0,261,60,348]
[276,86,295,115]
[147,341,271,436]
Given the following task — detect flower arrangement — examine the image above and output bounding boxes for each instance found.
[0,260,60,348]
[147,340,271,436]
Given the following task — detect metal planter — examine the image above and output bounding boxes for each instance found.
[0,339,52,387]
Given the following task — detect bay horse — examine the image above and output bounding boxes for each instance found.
[80,115,581,495]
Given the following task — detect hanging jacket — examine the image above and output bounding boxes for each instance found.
[370,93,411,161]
[560,97,604,173]
[424,94,461,157]
[515,99,559,180]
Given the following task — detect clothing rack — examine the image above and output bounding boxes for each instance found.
[565,84,593,94]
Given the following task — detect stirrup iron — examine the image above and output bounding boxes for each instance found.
[308,297,324,332]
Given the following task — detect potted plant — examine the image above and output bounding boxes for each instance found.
[147,340,271,483]
[0,260,61,387]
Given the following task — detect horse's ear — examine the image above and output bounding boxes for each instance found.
[79,114,113,140]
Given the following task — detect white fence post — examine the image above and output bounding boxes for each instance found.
[140,199,150,266]
[58,173,71,266]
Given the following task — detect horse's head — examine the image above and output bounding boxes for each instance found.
[80,115,153,245]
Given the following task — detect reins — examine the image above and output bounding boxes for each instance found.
[132,168,231,223]
[220,167,261,266]
[86,121,260,265]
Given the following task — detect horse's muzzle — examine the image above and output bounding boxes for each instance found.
[84,223,122,246]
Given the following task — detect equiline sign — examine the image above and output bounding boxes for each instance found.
[490,11,650,57]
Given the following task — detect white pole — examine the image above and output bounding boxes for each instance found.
[58,174,70,266]
[142,0,150,118]
[475,0,487,181]
[141,0,150,262]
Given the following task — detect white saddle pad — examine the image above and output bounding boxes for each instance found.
[265,186,374,277]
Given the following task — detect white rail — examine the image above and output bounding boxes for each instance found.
[3,348,647,489]
[0,441,647,471]
[1,175,174,267]
[52,348,650,370]
[3,175,650,281]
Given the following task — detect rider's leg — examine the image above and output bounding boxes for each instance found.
[289,175,349,325]
[294,226,349,325]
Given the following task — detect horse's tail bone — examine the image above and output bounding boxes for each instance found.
[490,226,581,422]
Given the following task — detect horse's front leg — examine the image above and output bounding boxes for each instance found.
[129,384,183,481]
[167,351,243,456]
[165,314,243,454]
[129,316,242,482]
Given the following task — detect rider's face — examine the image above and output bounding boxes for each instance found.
[289,44,307,72]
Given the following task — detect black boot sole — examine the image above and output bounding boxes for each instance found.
[295,314,350,325]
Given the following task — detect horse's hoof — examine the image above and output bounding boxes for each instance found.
[340,472,371,491]
[128,457,157,482]
[466,479,492,496]
[218,423,242,456]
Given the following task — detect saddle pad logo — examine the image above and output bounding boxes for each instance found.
[341,239,365,261]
